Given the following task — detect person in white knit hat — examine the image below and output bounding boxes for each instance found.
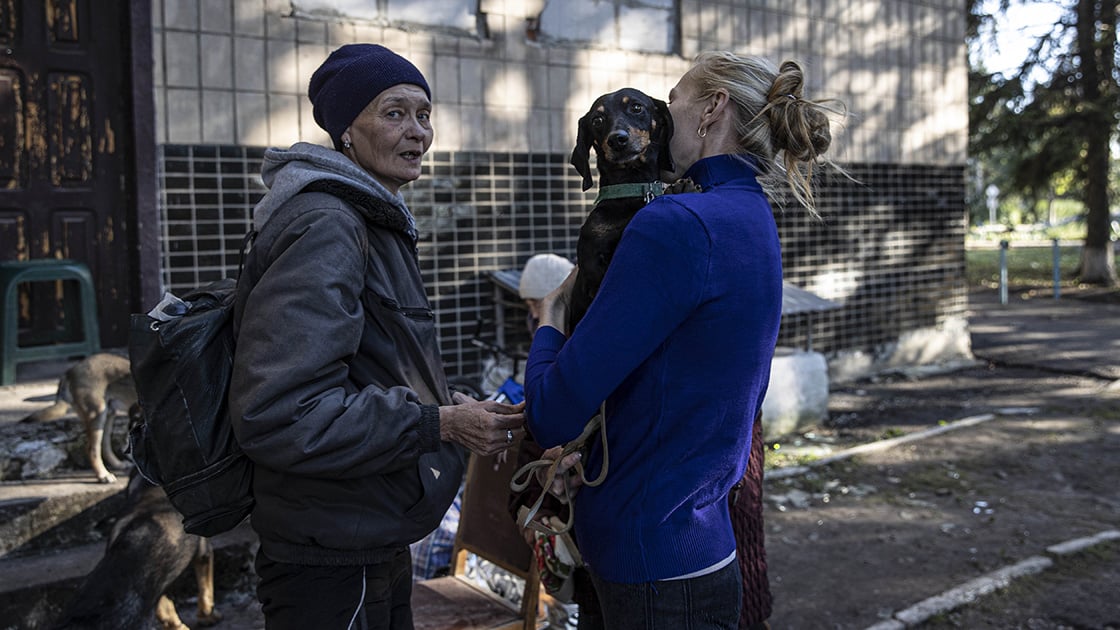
[519,253,575,334]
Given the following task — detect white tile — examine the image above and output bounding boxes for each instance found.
[485,106,528,152]
[618,5,674,54]
[434,56,461,105]
[233,0,265,36]
[166,88,201,143]
[526,107,550,153]
[266,38,299,94]
[201,90,235,143]
[432,104,462,150]
[200,0,232,33]
[297,44,329,98]
[235,92,269,146]
[234,37,267,92]
[152,31,165,89]
[299,97,331,146]
[460,104,485,149]
[546,65,571,109]
[353,22,386,44]
[555,108,578,154]
[154,85,167,144]
[164,0,198,30]
[266,12,296,41]
[268,93,301,147]
[296,18,327,44]
[163,31,200,88]
[200,34,233,89]
[327,21,355,45]
[459,57,484,105]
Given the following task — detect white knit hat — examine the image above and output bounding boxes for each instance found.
[519,254,574,299]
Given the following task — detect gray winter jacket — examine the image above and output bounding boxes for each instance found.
[230,142,464,566]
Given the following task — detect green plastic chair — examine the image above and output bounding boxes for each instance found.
[0,259,101,385]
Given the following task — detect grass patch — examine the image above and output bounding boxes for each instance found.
[966,244,1083,288]
[764,443,822,469]
[879,427,906,440]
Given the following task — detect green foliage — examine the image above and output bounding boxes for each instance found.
[967,0,1118,232]
[969,0,1118,285]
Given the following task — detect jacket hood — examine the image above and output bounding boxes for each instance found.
[253,142,418,237]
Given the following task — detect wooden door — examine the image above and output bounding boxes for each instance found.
[0,0,139,346]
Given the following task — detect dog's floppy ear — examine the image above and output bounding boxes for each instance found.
[653,98,675,175]
[569,112,595,191]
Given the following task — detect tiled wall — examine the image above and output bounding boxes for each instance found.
[151,0,967,164]
[160,147,968,379]
[159,145,265,288]
[153,0,970,379]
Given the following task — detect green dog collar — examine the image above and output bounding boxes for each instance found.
[594,181,668,204]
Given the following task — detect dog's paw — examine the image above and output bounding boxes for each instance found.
[96,471,118,484]
[197,608,223,626]
[665,177,702,195]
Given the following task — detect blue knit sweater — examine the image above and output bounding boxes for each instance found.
[524,154,783,583]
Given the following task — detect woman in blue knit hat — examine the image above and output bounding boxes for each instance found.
[229,43,525,629]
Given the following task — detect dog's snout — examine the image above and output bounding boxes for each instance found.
[607,130,630,150]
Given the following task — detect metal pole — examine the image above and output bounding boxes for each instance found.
[1003,239,1012,304]
[1052,238,1061,300]
[999,240,1009,305]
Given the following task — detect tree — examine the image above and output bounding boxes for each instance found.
[968,0,1118,286]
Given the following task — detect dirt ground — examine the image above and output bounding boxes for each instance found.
[190,360,1120,630]
[764,362,1120,629]
[5,288,1118,629]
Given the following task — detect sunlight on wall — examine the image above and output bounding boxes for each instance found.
[151,0,968,163]
[805,267,866,303]
[484,69,532,151]
[290,0,475,31]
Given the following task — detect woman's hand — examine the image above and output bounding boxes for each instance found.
[538,445,583,501]
[537,266,578,334]
[438,392,525,456]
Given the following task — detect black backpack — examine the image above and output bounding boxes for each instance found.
[128,234,256,537]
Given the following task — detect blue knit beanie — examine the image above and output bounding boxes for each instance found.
[308,44,431,149]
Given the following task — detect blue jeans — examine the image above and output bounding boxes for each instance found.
[587,560,742,630]
[255,549,414,630]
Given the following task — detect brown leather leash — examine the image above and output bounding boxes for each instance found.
[510,401,609,536]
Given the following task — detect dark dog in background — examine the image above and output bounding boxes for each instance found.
[52,415,222,630]
[20,352,136,483]
[568,87,674,330]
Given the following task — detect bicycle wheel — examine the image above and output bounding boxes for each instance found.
[447,376,485,401]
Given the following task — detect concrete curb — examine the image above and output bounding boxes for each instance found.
[767,413,996,480]
[863,529,1120,629]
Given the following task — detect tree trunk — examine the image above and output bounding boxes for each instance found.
[1076,0,1118,286]
[1080,244,1117,285]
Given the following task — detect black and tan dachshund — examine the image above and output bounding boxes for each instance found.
[568,87,674,331]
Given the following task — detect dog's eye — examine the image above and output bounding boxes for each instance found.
[629,103,645,114]
[591,115,604,128]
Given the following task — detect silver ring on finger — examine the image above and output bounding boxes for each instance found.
[506,429,514,445]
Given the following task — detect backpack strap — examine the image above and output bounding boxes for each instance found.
[236,229,258,280]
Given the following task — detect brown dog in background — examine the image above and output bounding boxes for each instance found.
[568,87,674,330]
[20,352,136,483]
[51,466,223,630]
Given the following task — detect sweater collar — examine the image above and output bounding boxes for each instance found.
[683,154,764,193]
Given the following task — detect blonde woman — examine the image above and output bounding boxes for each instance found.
[524,51,840,628]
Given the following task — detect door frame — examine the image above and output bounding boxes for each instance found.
[128,0,160,311]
